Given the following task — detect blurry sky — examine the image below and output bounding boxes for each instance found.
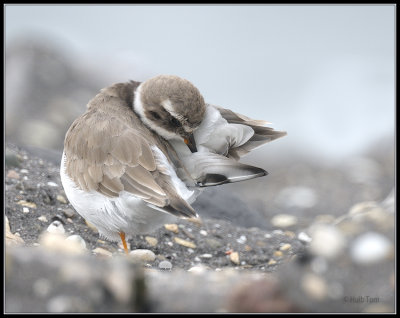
[5,4,395,162]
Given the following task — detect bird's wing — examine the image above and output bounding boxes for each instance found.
[213,105,287,160]
[63,86,196,218]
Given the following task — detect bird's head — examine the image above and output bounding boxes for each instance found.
[134,75,206,153]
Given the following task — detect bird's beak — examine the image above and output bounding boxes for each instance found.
[184,133,197,153]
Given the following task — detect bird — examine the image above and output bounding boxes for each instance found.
[60,75,286,254]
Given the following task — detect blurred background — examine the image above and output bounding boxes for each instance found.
[5,4,395,230]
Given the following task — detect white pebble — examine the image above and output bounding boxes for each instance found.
[129,249,156,262]
[309,224,345,259]
[350,232,392,264]
[298,232,312,243]
[236,235,247,244]
[264,233,272,239]
[20,169,29,174]
[271,214,298,228]
[38,215,48,222]
[199,230,208,236]
[200,253,213,258]
[66,235,87,250]
[188,265,207,274]
[23,207,29,213]
[47,182,58,187]
[158,260,172,271]
[47,221,65,234]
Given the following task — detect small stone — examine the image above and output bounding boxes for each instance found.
[47,220,65,235]
[47,181,58,187]
[129,249,156,263]
[200,253,213,258]
[174,237,196,249]
[199,230,208,236]
[236,235,247,244]
[309,224,346,259]
[244,245,252,252]
[85,220,98,233]
[268,259,277,265]
[20,169,29,174]
[164,223,179,233]
[298,232,312,243]
[284,231,296,238]
[66,235,87,250]
[264,233,272,239]
[62,208,75,218]
[145,236,158,247]
[229,252,240,265]
[17,200,37,209]
[92,247,113,258]
[22,207,29,213]
[7,170,20,179]
[271,214,298,228]
[273,251,283,257]
[301,273,328,300]
[159,260,172,271]
[188,265,208,274]
[350,232,392,264]
[280,243,291,251]
[56,194,68,204]
[38,215,48,222]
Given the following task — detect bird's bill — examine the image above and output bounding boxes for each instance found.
[184,133,197,153]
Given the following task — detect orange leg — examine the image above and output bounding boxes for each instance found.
[119,232,129,255]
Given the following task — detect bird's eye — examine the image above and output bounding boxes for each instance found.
[149,111,161,120]
[169,117,181,128]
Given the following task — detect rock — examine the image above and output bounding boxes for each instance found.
[47,220,65,235]
[17,200,37,209]
[164,223,179,234]
[271,214,298,228]
[47,181,58,187]
[174,237,196,249]
[92,247,113,258]
[350,232,392,264]
[62,208,75,218]
[145,236,158,247]
[199,230,208,236]
[200,253,213,259]
[56,194,68,204]
[22,207,29,214]
[129,249,156,263]
[308,224,345,259]
[188,265,209,274]
[301,273,328,301]
[236,235,247,244]
[280,243,291,251]
[65,235,87,250]
[297,232,312,243]
[158,260,172,271]
[38,215,48,222]
[7,170,20,179]
[230,252,240,265]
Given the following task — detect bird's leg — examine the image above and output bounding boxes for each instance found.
[119,232,129,255]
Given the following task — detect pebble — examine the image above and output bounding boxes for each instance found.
[200,253,213,258]
[56,194,68,204]
[268,259,277,265]
[62,208,75,218]
[20,169,29,174]
[65,235,87,250]
[271,214,298,228]
[38,215,48,222]
[7,170,20,179]
[205,238,222,249]
[129,249,156,263]
[280,243,291,251]
[301,273,328,300]
[22,207,29,214]
[158,260,173,271]
[273,251,283,257]
[164,223,179,233]
[47,181,58,187]
[199,230,208,236]
[298,232,312,243]
[309,224,345,259]
[46,220,65,235]
[229,252,240,265]
[92,247,113,258]
[188,265,208,274]
[145,236,158,247]
[17,200,37,209]
[350,232,392,264]
[174,237,196,249]
[264,233,272,239]
[236,235,247,244]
